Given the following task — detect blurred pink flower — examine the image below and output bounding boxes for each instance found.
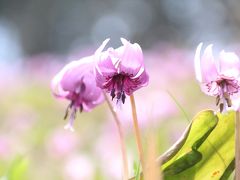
[0,136,11,159]
[64,154,94,180]
[112,90,177,129]
[95,38,149,104]
[94,124,133,179]
[47,129,78,158]
[51,56,104,131]
[194,43,240,112]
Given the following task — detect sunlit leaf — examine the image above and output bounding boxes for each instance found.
[162,110,235,180]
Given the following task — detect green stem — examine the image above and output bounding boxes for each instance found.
[103,93,129,180]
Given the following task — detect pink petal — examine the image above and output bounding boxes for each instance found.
[124,70,149,95]
[200,44,218,83]
[81,75,104,107]
[60,56,94,92]
[194,43,203,82]
[95,38,110,55]
[200,82,220,96]
[95,50,117,77]
[219,50,240,78]
[51,60,85,98]
[117,38,144,76]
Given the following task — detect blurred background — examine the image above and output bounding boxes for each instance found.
[0,0,239,179]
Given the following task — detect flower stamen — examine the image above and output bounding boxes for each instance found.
[110,74,127,104]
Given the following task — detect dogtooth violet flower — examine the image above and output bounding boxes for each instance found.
[51,56,104,131]
[194,43,240,112]
[94,38,149,104]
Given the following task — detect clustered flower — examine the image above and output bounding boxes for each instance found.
[51,38,149,130]
[52,38,240,130]
[194,43,240,112]
[95,38,149,104]
[51,56,104,131]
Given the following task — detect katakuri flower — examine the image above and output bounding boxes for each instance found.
[94,38,149,104]
[194,43,240,112]
[51,56,104,131]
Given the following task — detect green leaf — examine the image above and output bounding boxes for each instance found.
[162,110,235,180]
[7,155,29,180]
[220,159,234,180]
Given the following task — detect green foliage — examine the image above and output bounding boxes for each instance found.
[161,110,235,180]
[6,156,29,180]
[133,162,141,180]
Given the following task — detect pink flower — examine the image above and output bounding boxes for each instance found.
[194,43,240,112]
[51,56,104,131]
[64,154,94,180]
[95,38,149,104]
[46,129,78,157]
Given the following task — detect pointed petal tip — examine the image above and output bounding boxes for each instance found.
[103,38,110,43]
[205,44,213,50]
[196,43,203,53]
[95,38,111,55]
[198,42,203,47]
[194,43,204,82]
[120,37,128,42]
[197,43,214,52]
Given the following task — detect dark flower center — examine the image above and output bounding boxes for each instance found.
[64,82,86,120]
[110,74,126,104]
[215,79,239,112]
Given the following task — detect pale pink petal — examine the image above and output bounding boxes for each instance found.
[117,38,144,76]
[51,54,104,114]
[124,70,149,95]
[200,81,220,96]
[95,51,117,77]
[81,75,104,111]
[94,38,149,104]
[194,43,203,82]
[219,50,240,78]
[200,44,218,83]
[231,93,240,111]
[51,66,70,98]
[51,56,95,97]
[95,38,110,55]
[60,56,94,92]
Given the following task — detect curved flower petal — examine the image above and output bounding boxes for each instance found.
[117,38,144,76]
[200,82,220,96]
[51,69,69,98]
[95,50,117,77]
[95,38,110,55]
[51,56,95,98]
[219,50,240,78]
[124,70,149,95]
[94,38,148,104]
[51,55,104,112]
[231,93,240,111]
[200,44,218,83]
[82,75,104,102]
[194,43,203,82]
[60,56,94,92]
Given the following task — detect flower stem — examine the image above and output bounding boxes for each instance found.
[103,92,129,180]
[130,94,145,173]
[236,110,240,180]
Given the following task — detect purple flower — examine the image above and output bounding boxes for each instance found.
[194,43,240,112]
[51,56,104,131]
[94,38,149,104]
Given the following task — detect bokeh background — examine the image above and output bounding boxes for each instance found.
[0,0,239,179]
